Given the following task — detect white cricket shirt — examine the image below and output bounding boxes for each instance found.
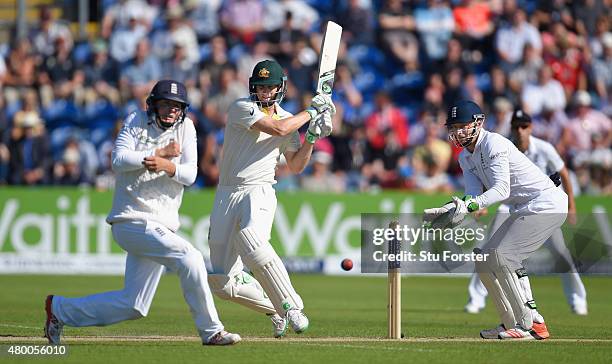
[106,111,198,231]
[524,135,565,175]
[218,98,301,186]
[459,130,557,209]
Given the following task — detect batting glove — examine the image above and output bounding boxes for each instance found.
[317,110,333,138]
[305,117,322,144]
[306,94,336,120]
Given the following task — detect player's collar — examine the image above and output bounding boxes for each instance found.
[260,103,284,120]
[526,135,537,156]
[260,104,277,116]
[466,129,486,154]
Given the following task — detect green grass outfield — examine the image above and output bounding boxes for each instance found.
[1,275,611,363]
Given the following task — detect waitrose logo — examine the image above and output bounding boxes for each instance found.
[0,194,415,257]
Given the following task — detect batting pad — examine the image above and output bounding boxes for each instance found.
[474,249,515,329]
[209,272,276,315]
[237,227,304,314]
[488,249,533,329]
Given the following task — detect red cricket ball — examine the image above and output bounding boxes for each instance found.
[341,258,353,271]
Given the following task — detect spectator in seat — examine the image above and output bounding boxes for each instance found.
[53,141,89,186]
[7,112,51,185]
[590,33,612,104]
[31,5,73,57]
[338,0,374,46]
[378,0,419,68]
[521,65,566,116]
[101,0,156,39]
[415,0,454,67]
[365,91,409,171]
[267,11,305,67]
[119,38,162,101]
[220,0,265,46]
[162,40,198,87]
[83,39,120,104]
[301,151,346,193]
[561,91,611,156]
[495,8,542,72]
[531,100,569,147]
[452,0,494,56]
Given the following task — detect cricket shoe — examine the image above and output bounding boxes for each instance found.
[530,321,550,339]
[572,304,588,316]
[203,331,242,345]
[479,324,506,339]
[286,309,309,334]
[464,299,485,314]
[499,322,549,341]
[268,313,288,338]
[44,295,64,345]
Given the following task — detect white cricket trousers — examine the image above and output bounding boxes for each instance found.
[468,202,586,308]
[482,188,568,268]
[208,184,304,313]
[209,185,277,276]
[52,220,224,341]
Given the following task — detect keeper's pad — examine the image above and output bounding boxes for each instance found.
[488,249,533,329]
[237,227,304,314]
[209,272,276,314]
[474,249,515,329]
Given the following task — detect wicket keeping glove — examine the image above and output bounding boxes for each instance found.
[423,195,479,229]
[423,200,455,228]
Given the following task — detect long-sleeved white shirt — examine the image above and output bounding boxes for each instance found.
[458,130,556,209]
[106,111,197,231]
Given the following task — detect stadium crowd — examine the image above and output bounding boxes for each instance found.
[0,0,609,195]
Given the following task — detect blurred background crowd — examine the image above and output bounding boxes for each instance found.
[0,0,610,195]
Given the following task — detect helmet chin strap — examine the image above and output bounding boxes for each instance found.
[153,108,184,130]
[259,100,275,108]
[155,114,182,130]
[250,92,277,108]
[450,121,483,148]
[250,81,286,108]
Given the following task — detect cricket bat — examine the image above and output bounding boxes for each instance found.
[316,21,343,95]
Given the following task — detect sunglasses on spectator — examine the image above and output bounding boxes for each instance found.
[511,123,530,130]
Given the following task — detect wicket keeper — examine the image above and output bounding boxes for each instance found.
[465,109,587,316]
[424,101,568,340]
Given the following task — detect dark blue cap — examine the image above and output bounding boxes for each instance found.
[511,109,532,124]
[446,100,484,125]
[148,80,189,106]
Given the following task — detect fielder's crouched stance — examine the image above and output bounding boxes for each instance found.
[465,109,587,316]
[424,101,567,340]
[44,80,240,346]
[207,60,335,338]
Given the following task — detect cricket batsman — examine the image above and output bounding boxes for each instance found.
[465,109,587,316]
[424,101,568,340]
[44,80,241,346]
[207,60,335,337]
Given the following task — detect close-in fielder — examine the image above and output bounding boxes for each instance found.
[44,80,241,345]
[465,109,587,315]
[424,101,568,340]
[207,60,335,337]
